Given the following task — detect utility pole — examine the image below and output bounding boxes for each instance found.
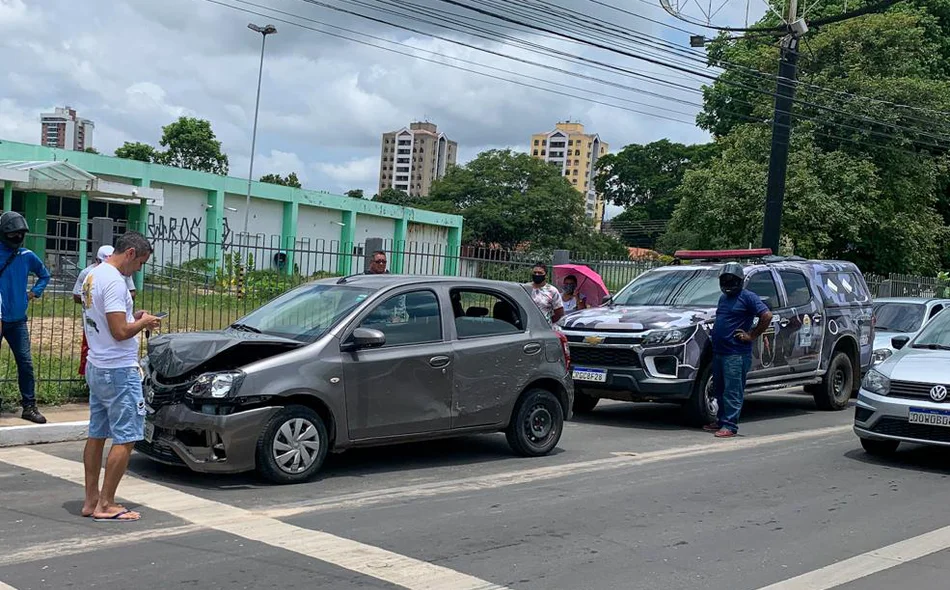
[761,0,803,254]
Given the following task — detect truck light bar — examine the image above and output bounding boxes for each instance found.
[674,248,773,260]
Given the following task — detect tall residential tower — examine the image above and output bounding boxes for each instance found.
[40,106,94,151]
[378,122,458,198]
[530,121,608,230]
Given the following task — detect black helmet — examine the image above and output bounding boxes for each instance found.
[0,211,29,249]
[719,262,745,296]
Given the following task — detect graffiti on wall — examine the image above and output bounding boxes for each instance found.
[147,212,203,250]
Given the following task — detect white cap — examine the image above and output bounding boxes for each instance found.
[96,245,115,263]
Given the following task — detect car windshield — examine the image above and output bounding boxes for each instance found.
[911,308,950,349]
[233,283,374,342]
[613,268,721,307]
[873,302,926,333]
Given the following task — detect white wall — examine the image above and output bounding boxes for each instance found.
[355,214,395,245]
[145,182,208,266]
[295,204,343,275]
[223,194,284,270]
[404,223,450,275]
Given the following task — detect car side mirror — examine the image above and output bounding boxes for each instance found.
[891,335,910,350]
[342,327,386,351]
[602,295,613,305]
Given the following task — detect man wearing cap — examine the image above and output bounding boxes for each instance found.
[705,262,772,438]
[74,246,136,376]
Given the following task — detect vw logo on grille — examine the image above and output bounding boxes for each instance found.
[930,385,948,402]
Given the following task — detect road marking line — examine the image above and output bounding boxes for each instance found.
[0,582,18,590]
[259,425,852,518]
[0,449,507,590]
[0,525,204,567]
[756,523,950,590]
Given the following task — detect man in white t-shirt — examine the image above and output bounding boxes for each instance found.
[73,245,137,376]
[80,232,160,522]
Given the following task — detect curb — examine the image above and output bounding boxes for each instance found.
[0,420,89,448]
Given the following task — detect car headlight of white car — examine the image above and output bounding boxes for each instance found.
[872,348,893,365]
[862,369,890,396]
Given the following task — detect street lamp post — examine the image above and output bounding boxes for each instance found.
[243,23,277,242]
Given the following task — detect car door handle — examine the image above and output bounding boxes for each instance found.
[523,342,542,355]
[429,356,451,368]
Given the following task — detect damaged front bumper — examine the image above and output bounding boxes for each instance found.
[135,403,280,474]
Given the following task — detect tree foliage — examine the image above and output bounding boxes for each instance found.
[114,142,157,162]
[156,117,229,175]
[83,147,99,154]
[664,0,950,273]
[345,189,364,199]
[374,188,416,206]
[260,172,301,188]
[425,149,625,255]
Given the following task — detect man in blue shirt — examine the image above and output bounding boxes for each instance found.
[705,262,772,438]
[0,211,51,423]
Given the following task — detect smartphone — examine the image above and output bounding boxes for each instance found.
[153,312,169,319]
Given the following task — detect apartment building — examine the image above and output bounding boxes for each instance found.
[379,122,458,198]
[530,121,608,230]
[40,106,95,151]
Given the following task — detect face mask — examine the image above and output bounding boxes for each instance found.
[720,276,742,296]
[532,274,546,285]
[563,284,575,294]
[5,232,25,247]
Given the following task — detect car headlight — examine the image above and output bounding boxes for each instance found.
[189,371,245,399]
[872,348,893,365]
[642,326,695,347]
[862,369,890,396]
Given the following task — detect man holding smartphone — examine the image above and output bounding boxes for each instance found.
[705,263,772,438]
[80,232,161,522]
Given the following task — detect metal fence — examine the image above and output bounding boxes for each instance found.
[2,229,945,406]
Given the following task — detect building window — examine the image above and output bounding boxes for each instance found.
[574,149,580,156]
[572,169,578,175]
[541,150,546,156]
[533,150,538,156]
[533,139,539,145]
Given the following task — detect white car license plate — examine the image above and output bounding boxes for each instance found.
[908,407,950,427]
[573,368,607,383]
[144,422,155,443]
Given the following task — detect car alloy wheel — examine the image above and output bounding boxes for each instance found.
[272,417,322,474]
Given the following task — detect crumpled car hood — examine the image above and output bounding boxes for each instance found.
[147,329,303,379]
[559,305,716,332]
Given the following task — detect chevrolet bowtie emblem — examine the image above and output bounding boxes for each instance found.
[584,335,605,345]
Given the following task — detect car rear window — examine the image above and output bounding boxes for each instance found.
[818,272,870,306]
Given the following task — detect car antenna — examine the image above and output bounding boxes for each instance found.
[336,273,363,284]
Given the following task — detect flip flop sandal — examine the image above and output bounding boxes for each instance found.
[714,429,737,438]
[93,509,140,523]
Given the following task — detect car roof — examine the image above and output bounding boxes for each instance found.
[651,258,860,273]
[312,274,527,291]
[873,297,950,305]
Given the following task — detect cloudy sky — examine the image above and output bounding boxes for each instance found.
[0,0,761,218]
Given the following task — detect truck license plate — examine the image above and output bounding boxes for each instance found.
[144,422,155,443]
[572,368,607,383]
[908,407,950,427]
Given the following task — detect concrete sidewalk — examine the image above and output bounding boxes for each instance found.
[0,404,88,447]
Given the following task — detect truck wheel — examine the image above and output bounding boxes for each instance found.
[573,389,600,413]
[860,437,899,457]
[684,362,717,427]
[814,351,853,411]
[255,405,329,485]
[506,388,564,457]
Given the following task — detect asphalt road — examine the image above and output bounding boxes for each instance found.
[2,392,950,590]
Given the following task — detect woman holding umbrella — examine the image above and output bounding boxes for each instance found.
[561,274,588,313]
[554,264,609,313]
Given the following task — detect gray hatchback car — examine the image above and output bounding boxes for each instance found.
[135,275,574,484]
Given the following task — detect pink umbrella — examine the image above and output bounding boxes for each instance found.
[554,264,609,308]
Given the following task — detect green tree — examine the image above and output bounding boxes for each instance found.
[114,142,157,162]
[345,189,364,199]
[427,149,624,253]
[664,0,950,274]
[374,187,417,207]
[83,147,99,154]
[157,117,229,175]
[260,172,301,188]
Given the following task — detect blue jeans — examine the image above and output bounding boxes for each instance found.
[1,321,36,407]
[712,354,752,433]
[86,365,146,445]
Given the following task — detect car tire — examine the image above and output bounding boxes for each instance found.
[506,388,565,457]
[860,437,900,457]
[573,389,600,413]
[684,362,717,427]
[255,405,329,485]
[814,351,853,411]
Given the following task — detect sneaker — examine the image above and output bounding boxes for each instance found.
[714,428,737,438]
[21,406,47,424]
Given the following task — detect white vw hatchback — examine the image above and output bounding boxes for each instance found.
[854,306,950,456]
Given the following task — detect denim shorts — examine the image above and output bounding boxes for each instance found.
[85,365,146,445]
